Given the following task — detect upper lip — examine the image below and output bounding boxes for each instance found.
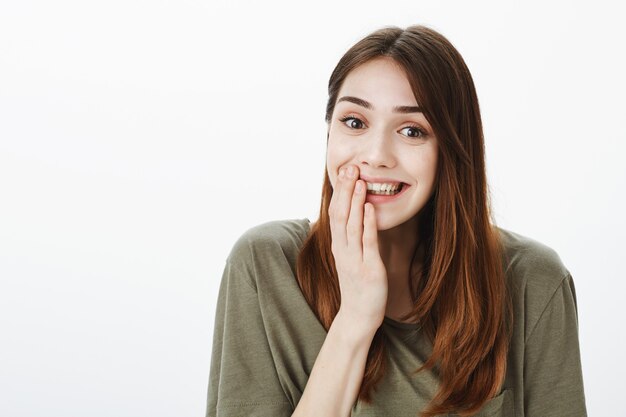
[359,174,407,185]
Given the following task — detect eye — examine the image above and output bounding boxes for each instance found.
[400,125,428,139]
[339,115,365,130]
[338,115,428,139]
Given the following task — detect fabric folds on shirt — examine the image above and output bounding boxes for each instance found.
[205,218,587,417]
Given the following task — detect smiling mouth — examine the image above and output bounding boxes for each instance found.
[366,183,406,195]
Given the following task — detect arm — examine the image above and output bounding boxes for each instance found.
[206,258,293,417]
[523,273,588,416]
[292,164,386,416]
[292,311,376,417]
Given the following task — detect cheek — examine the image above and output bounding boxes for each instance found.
[415,145,438,169]
[418,151,439,187]
[326,143,343,173]
[325,155,337,188]
[325,156,334,181]
[326,137,354,165]
[425,147,438,177]
[326,159,346,192]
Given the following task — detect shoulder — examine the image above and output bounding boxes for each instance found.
[496,226,569,282]
[241,217,310,247]
[495,226,573,339]
[227,217,310,261]
[225,218,311,289]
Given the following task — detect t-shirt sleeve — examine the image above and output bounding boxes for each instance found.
[205,244,294,417]
[523,273,588,416]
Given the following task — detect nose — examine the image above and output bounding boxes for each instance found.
[357,132,396,169]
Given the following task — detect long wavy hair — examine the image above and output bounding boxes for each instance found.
[295,25,513,417]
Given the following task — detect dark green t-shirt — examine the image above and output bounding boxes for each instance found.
[205,218,587,417]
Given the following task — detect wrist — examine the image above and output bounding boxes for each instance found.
[333,309,380,346]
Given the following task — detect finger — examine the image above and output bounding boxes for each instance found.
[362,202,380,263]
[329,167,349,248]
[346,178,365,256]
[339,166,358,244]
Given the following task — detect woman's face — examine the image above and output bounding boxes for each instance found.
[326,57,439,231]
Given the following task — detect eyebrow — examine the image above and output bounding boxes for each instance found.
[336,95,422,114]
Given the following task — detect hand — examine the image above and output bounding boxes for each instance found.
[328,164,388,338]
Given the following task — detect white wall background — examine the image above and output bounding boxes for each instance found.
[1,0,624,416]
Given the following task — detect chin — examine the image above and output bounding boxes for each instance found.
[374,216,403,232]
[374,210,421,232]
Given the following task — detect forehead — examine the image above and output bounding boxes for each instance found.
[337,58,418,107]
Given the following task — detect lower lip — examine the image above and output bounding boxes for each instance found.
[365,184,410,204]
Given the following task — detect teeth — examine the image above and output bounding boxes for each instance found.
[365,182,401,192]
[366,182,403,195]
[369,189,400,195]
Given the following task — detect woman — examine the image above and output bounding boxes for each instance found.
[205,25,587,417]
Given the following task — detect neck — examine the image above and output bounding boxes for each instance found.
[377,214,421,278]
[378,215,425,322]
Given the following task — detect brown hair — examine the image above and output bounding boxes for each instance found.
[295,24,513,417]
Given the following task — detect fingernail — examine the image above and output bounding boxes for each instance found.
[355,180,363,193]
[339,168,346,178]
[347,166,355,177]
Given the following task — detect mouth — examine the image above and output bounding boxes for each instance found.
[364,181,410,204]
[365,182,408,196]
